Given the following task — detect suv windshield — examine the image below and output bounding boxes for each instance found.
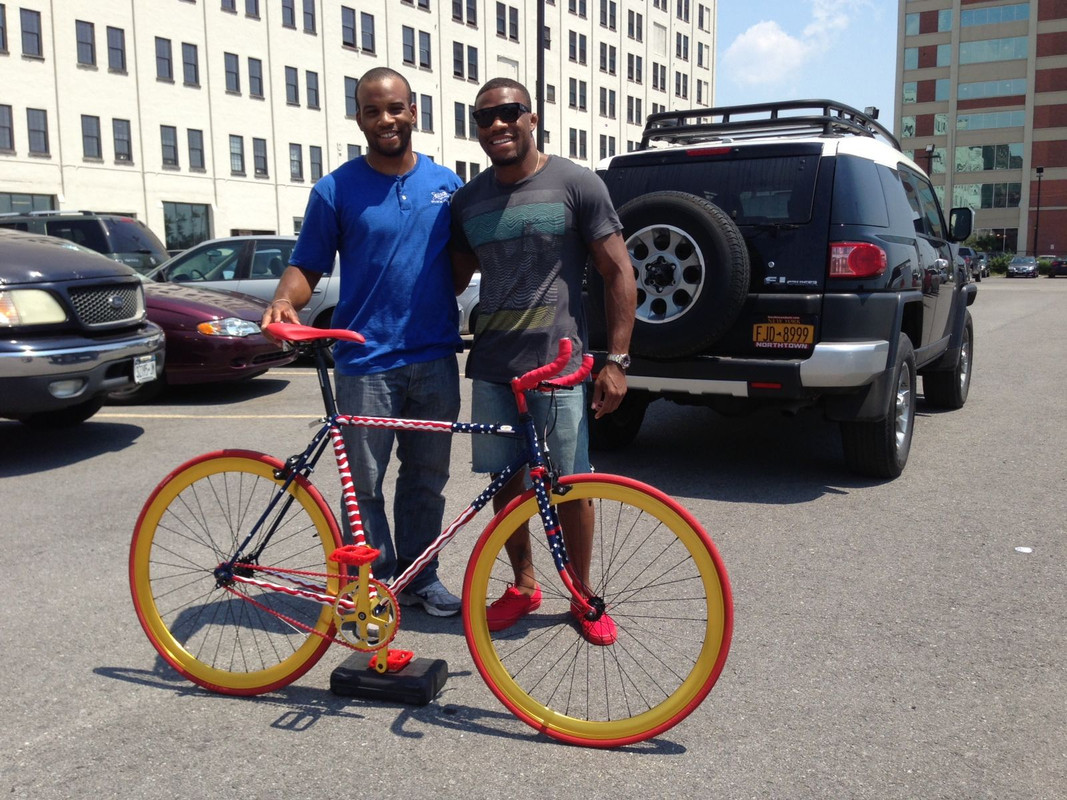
[102,219,168,262]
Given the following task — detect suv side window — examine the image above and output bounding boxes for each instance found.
[44,219,109,253]
[898,167,945,240]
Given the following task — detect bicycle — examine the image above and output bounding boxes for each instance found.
[129,322,733,747]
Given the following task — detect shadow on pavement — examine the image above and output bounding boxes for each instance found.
[0,421,144,477]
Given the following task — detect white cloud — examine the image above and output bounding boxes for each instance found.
[721,20,811,86]
[722,0,874,89]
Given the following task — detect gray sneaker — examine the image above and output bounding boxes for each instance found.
[398,579,461,617]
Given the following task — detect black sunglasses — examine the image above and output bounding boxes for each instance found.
[471,102,531,129]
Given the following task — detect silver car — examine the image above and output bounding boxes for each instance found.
[153,235,480,335]
[150,236,340,329]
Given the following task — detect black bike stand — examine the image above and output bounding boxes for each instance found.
[330,650,448,706]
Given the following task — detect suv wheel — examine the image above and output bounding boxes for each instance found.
[591,191,750,359]
[22,396,105,429]
[840,334,916,479]
[922,312,972,410]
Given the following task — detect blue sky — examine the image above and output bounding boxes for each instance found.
[715,0,899,131]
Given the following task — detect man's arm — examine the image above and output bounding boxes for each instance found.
[587,231,636,419]
[260,265,322,328]
[451,247,480,295]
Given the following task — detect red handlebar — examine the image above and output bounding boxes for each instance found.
[510,339,592,393]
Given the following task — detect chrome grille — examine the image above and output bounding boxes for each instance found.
[69,284,143,326]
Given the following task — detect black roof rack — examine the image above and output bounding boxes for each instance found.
[639,99,900,152]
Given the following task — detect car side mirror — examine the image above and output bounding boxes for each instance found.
[948,207,973,242]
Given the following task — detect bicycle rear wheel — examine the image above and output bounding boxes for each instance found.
[130,450,344,695]
[463,474,732,747]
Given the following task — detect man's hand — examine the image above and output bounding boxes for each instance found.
[260,297,301,329]
[590,363,627,419]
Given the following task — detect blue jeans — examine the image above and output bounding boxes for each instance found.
[470,379,589,475]
[335,354,460,591]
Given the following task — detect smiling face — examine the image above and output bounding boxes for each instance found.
[473,86,537,169]
[356,76,415,161]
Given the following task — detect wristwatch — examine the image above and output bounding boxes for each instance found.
[605,353,631,372]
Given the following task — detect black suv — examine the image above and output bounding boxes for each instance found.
[588,100,975,478]
[0,210,169,274]
[0,229,165,427]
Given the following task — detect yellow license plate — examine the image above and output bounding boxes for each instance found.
[753,322,814,349]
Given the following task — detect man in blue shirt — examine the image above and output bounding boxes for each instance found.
[263,67,464,616]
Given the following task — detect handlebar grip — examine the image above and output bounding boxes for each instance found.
[542,354,593,389]
[511,339,574,392]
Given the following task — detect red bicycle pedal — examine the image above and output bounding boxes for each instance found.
[329,545,381,566]
[369,649,414,672]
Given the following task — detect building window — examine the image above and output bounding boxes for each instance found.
[454,102,467,137]
[568,128,587,159]
[420,94,434,131]
[249,58,263,97]
[21,9,42,57]
[568,78,587,110]
[161,125,178,166]
[403,26,415,64]
[361,12,375,52]
[253,137,268,176]
[224,52,240,92]
[676,0,690,22]
[957,110,1026,131]
[229,135,245,175]
[156,38,173,80]
[303,0,316,33]
[599,134,616,159]
[568,0,588,19]
[0,6,7,53]
[76,21,96,66]
[955,143,1024,173]
[599,42,616,74]
[307,71,320,108]
[342,7,356,46]
[600,0,617,29]
[676,32,689,60]
[347,143,362,160]
[626,95,642,125]
[961,3,1028,27]
[222,1,237,13]
[419,30,432,68]
[674,71,688,99]
[599,87,616,118]
[182,43,199,86]
[285,66,299,104]
[188,129,205,169]
[245,0,260,18]
[958,78,1027,102]
[26,108,48,154]
[546,84,556,103]
[81,115,101,159]
[568,31,587,64]
[113,119,132,162]
[628,10,643,41]
[959,37,1028,65]
[107,27,126,72]
[163,202,212,252]
[310,145,323,180]
[627,53,643,83]
[290,143,303,180]
[282,0,295,27]
[345,76,358,116]
[952,182,1021,210]
[453,0,478,25]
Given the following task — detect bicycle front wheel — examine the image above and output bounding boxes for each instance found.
[463,474,732,747]
[130,450,344,695]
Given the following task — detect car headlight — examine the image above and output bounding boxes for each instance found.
[0,289,68,326]
[196,317,261,337]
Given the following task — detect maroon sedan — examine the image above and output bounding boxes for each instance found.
[110,281,297,402]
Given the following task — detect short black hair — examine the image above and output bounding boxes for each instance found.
[474,77,532,108]
[356,67,412,108]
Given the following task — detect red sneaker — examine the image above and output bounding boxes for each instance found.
[571,602,618,646]
[486,585,542,631]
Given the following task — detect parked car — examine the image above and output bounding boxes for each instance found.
[111,279,298,402]
[1006,255,1039,278]
[974,251,991,278]
[589,99,975,479]
[0,229,164,427]
[458,272,481,335]
[0,210,169,275]
[1045,255,1067,278]
[957,245,980,282]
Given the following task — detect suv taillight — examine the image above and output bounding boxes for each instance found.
[829,242,887,279]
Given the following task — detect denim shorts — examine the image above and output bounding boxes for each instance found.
[471,379,590,475]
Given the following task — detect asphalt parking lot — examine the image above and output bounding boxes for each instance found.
[1,278,1064,799]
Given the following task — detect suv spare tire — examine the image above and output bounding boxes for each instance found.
[589,191,750,359]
